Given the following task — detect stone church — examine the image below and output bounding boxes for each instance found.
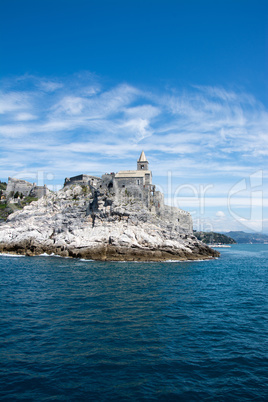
[113,151,156,204]
[64,151,192,233]
[4,151,192,234]
[64,151,161,209]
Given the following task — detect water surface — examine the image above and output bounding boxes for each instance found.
[0,245,267,400]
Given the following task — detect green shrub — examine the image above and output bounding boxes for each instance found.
[82,185,89,195]
[21,196,38,206]
[0,182,7,190]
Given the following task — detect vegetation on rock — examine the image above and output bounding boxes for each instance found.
[194,231,236,244]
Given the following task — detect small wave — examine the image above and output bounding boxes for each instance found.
[38,253,63,258]
[0,253,25,257]
[163,259,208,263]
[38,254,92,261]
[116,258,209,263]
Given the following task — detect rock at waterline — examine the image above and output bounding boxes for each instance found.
[0,184,219,261]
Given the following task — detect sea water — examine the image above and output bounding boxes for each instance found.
[0,245,267,401]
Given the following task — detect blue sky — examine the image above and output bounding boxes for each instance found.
[0,0,267,233]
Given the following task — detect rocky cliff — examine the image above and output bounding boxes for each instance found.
[0,184,219,261]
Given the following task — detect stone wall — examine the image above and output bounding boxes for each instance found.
[113,177,155,207]
[29,185,50,198]
[97,174,115,192]
[63,158,193,235]
[64,174,101,187]
[6,178,49,199]
[6,177,34,197]
[153,191,165,210]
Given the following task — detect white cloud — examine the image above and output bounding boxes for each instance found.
[38,80,63,92]
[170,197,267,208]
[0,124,31,137]
[216,211,225,218]
[123,105,160,119]
[0,73,267,234]
[14,113,37,121]
[122,118,153,142]
[0,91,31,114]
[53,96,85,115]
[0,74,267,191]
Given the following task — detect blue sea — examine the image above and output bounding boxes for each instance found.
[0,244,267,401]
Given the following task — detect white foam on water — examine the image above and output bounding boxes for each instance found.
[0,253,25,257]
[38,253,62,258]
[0,253,216,263]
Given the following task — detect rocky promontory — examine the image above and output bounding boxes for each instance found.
[0,184,219,261]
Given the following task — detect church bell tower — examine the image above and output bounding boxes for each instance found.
[137,151,149,171]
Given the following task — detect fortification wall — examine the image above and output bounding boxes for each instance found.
[153,191,164,210]
[6,178,49,199]
[64,174,101,187]
[6,177,33,197]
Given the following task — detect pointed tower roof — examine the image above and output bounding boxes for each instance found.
[138,151,148,162]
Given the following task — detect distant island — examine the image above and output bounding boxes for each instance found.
[0,152,219,261]
[223,231,268,244]
[194,230,268,245]
[194,231,236,245]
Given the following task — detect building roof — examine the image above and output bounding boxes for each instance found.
[138,150,148,163]
[115,170,150,178]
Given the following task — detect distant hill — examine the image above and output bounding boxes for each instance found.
[194,231,236,244]
[224,231,268,244]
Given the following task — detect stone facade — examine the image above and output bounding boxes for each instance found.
[64,152,155,206]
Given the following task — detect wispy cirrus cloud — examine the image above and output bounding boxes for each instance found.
[0,73,267,184]
[1,74,267,233]
[0,91,32,114]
